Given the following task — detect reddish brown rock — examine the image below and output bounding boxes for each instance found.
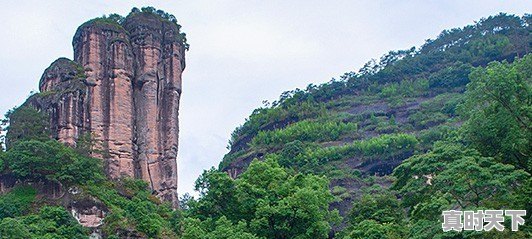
[21,12,186,207]
[73,20,135,179]
[32,58,89,147]
[123,12,185,205]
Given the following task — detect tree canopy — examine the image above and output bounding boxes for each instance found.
[180,158,340,239]
[460,54,531,171]
[2,140,104,185]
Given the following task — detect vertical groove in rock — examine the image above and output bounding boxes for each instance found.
[108,37,135,179]
[73,22,135,179]
[34,58,88,147]
[123,12,184,206]
[23,11,185,207]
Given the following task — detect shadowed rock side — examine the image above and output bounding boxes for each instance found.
[124,12,185,205]
[22,12,186,207]
[32,58,89,147]
[73,20,135,180]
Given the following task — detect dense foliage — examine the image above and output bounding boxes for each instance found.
[2,140,104,185]
[2,106,50,148]
[85,179,178,238]
[0,186,36,220]
[277,133,418,171]
[0,206,87,239]
[219,13,531,239]
[177,158,340,239]
[461,55,531,171]
[0,186,87,239]
[341,188,407,239]
[250,119,357,148]
[83,6,189,50]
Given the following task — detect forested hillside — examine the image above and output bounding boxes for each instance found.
[207,13,531,238]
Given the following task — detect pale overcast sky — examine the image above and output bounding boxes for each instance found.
[0,1,530,195]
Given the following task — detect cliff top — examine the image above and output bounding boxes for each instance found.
[38,58,85,92]
[73,7,189,50]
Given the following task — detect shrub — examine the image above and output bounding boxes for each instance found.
[251,119,357,148]
[86,179,176,238]
[0,206,88,239]
[0,186,36,219]
[230,101,327,150]
[428,62,472,88]
[288,134,419,168]
[408,112,448,129]
[379,79,429,99]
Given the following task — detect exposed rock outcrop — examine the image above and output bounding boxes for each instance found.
[34,57,89,147]
[73,20,136,179]
[20,11,186,207]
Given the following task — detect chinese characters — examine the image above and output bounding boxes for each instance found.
[442,210,526,232]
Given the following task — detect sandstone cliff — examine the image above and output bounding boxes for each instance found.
[21,10,186,207]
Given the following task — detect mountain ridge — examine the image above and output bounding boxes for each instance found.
[219,13,531,233]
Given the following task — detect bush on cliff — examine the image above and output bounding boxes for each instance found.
[2,106,50,148]
[2,140,104,186]
[85,178,178,238]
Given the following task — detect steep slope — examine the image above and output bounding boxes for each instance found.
[221,13,531,220]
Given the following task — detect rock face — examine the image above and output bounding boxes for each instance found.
[24,12,186,207]
[35,57,89,147]
[123,13,185,204]
[72,20,136,180]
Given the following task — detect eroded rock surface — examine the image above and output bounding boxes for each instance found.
[22,12,186,207]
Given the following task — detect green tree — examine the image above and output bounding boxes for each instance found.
[3,140,104,185]
[0,186,36,219]
[392,141,529,238]
[428,62,472,88]
[0,218,31,239]
[21,206,88,239]
[2,106,50,148]
[394,141,528,210]
[190,168,240,221]
[186,158,340,238]
[75,132,94,157]
[341,187,407,239]
[461,55,531,171]
[0,206,88,239]
[342,220,406,239]
[348,188,404,225]
[181,217,261,239]
[241,159,339,239]
[85,178,177,238]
